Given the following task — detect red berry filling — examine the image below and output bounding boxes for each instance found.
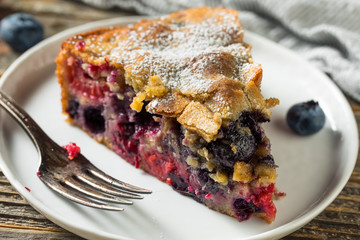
[63,58,278,222]
[75,40,85,51]
[68,58,111,100]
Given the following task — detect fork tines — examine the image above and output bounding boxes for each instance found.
[40,157,151,211]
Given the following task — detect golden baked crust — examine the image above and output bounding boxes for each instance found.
[57,6,278,142]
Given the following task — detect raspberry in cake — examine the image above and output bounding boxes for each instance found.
[56,6,280,223]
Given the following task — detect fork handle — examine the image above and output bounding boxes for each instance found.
[0,90,50,151]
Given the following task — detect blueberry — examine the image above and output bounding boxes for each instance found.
[83,106,105,134]
[286,100,325,136]
[168,172,188,192]
[66,99,79,119]
[195,169,219,194]
[210,123,256,169]
[258,155,276,168]
[233,198,260,221]
[239,111,266,142]
[0,13,43,52]
[196,169,210,185]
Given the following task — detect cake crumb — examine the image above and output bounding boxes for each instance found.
[233,161,254,183]
[210,171,228,185]
[62,142,81,160]
[130,92,146,111]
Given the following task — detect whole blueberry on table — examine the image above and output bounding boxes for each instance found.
[286,100,325,136]
[0,13,43,52]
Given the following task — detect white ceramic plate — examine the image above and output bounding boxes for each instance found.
[0,17,358,240]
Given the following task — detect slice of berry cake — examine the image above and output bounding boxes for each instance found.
[56,7,280,222]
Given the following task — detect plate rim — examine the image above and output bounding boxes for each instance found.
[0,15,358,240]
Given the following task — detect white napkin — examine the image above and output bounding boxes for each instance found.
[81,0,360,102]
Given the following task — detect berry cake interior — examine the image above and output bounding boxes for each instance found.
[56,7,280,222]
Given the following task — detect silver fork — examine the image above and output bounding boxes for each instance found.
[0,90,151,211]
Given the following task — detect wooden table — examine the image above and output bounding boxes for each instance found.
[1,1,359,239]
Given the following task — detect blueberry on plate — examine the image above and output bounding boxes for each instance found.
[0,13,43,52]
[286,100,325,136]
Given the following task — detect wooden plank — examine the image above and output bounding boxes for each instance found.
[0,205,66,232]
[315,210,360,225]
[0,227,84,240]
[0,193,28,205]
[303,219,360,234]
[0,182,21,195]
[0,0,133,20]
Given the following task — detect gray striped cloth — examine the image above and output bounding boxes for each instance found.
[80,0,360,102]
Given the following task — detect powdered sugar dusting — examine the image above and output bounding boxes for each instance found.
[109,10,252,95]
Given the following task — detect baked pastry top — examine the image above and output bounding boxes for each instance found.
[60,6,278,142]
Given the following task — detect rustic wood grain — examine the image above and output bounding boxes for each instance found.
[0,1,359,239]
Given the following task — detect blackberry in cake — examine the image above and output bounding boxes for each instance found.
[56,7,280,222]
